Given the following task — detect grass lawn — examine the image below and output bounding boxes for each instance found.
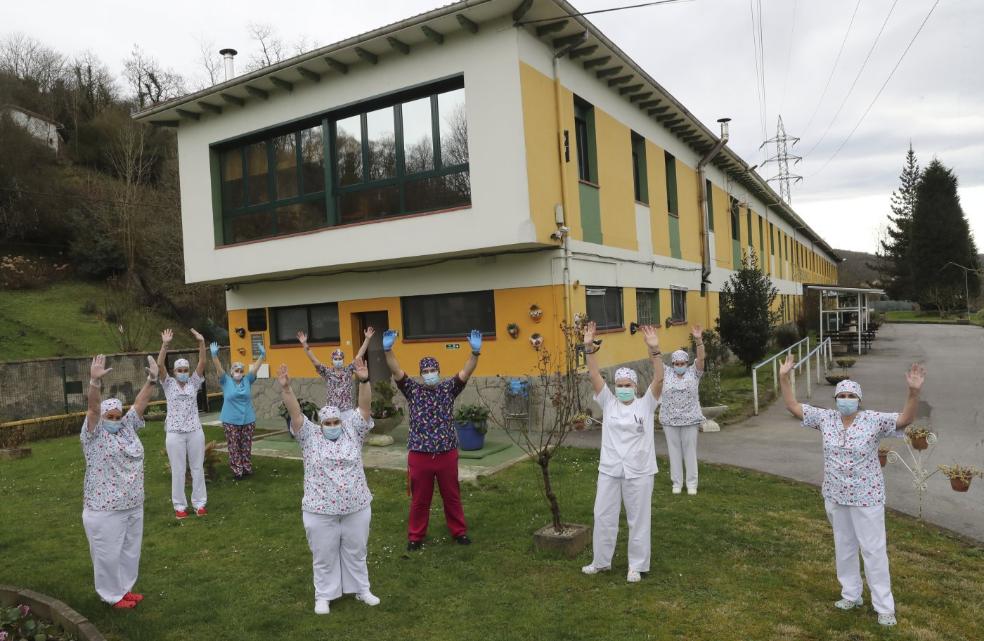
[0,281,195,361]
[885,310,984,326]
[1,425,982,641]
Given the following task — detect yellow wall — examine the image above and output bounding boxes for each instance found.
[594,108,637,251]
[711,184,731,270]
[675,161,702,263]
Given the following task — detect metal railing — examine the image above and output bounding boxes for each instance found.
[751,335,818,416]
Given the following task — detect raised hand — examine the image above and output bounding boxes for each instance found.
[257,343,266,358]
[277,364,290,388]
[90,354,113,380]
[209,342,220,357]
[641,325,660,349]
[364,327,375,340]
[145,355,159,382]
[467,329,482,353]
[779,352,795,377]
[190,328,205,343]
[583,321,597,345]
[353,356,369,381]
[296,331,308,347]
[691,324,704,340]
[906,363,926,391]
[382,330,398,352]
[161,328,173,345]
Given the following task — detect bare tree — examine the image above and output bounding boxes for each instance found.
[107,121,156,276]
[123,45,185,108]
[196,36,222,89]
[246,23,286,71]
[0,32,66,93]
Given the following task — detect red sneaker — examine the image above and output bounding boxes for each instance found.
[175,510,188,520]
[123,592,144,603]
[112,599,137,609]
[195,507,208,517]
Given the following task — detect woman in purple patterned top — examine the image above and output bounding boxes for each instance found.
[780,353,926,627]
[298,328,374,411]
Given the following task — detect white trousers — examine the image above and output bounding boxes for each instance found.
[165,430,207,511]
[591,473,654,573]
[824,500,895,614]
[82,506,143,604]
[663,424,699,490]
[302,507,372,601]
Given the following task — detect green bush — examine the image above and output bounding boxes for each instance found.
[454,404,490,434]
[773,322,801,349]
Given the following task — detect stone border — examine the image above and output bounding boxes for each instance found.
[0,585,107,641]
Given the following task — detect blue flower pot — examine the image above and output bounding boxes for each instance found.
[455,421,486,451]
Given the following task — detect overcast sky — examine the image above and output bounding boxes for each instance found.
[4,0,981,254]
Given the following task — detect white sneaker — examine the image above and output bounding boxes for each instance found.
[581,564,609,575]
[356,592,380,606]
[877,613,897,626]
[672,486,682,495]
[314,599,330,615]
[834,598,863,610]
[626,570,642,583]
[687,488,697,496]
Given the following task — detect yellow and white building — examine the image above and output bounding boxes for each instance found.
[134,0,838,412]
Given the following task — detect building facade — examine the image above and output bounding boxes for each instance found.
[1,104,61,153]
[134,0,837,414]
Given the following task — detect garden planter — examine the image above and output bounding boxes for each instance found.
[701,405,728,420]
[950,477,971,492]
[834,358,856,368]
[910,435,929,451]
[0,585,107,641]
[879,451,888,467]
[371,413,403,435]
[455,421,486,451]
[0,447,31,461]
[826,374,849,385]
[532,523,591,558]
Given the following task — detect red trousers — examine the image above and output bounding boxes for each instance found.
[407,450,467,541]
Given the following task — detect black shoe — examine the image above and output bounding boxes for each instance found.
[455,535,472,545]
[233,474,243,481]
[407,540,423,552]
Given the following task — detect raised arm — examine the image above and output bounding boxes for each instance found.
[131,355,158,419]
[641,325,664,398]
[692,325,705,375]
[297,331,322,369]
[382,330,405,380]
[355,327,374,361]
[584,321,605,395]
[190,329,206,377]
[209,342,225,377]
[251,343,266,375]
[458,329,482,383]
[896,363,926,429]
[157,328,173,378]
[86,354,111,431]
[353,357,371,420]
[277,364,305,433]
[778,353,803,419]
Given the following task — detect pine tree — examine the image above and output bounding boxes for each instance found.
[908,159,980,315]
[871,145,919,299]
[717,250,781,373]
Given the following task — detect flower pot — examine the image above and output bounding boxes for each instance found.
[950,477,971,492]
[909,435,929,451]
[878,452,888,467]
[826,374,849,385]
[455,420,486,451]
[532,522,591,558]
[371,413,403,435]
[701,405,728,420]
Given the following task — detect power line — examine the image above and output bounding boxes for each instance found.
[800,0,862,137]
[749,0,768,145]
[804,0,900,158]
[514,0,694,24]
[811,0,942,177]
[780,0,799,115]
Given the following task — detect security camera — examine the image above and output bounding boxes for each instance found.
[550,226,570,241]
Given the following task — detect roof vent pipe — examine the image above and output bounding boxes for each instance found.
[219,48,238,81]
[697,117,731,289]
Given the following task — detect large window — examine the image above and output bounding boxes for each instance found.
[216,78,469,245]
[586,287,623,330]
[246,308,268,332]
[705,179,714,231]
[574,98,596,183]
[631,132,648,204]
[670,288,687,323]
[270,303,339,345]
[636,288,660,326]
[401,290,495,339]
[664,151,678,216]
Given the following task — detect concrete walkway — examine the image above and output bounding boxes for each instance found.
[569,323,984,543]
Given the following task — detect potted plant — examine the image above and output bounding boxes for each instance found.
[530,333,544,350]
[454,404,490,451]
[507,322,520,339]
[369,381,404,435]
[905,426,932,451]
[571,411,593,431]
[825,371,850,386]
[278,398,318,430]
[938,464,979,492]
[878,445,891,468]
[834,357,857,368]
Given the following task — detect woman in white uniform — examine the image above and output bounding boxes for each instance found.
[659,326,705,495]
[156,328,209,519]
[779,353,926,627]
[278,357,379,615]
[81,353,158,608]
[581,321,663,583]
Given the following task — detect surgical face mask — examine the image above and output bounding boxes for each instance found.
[673,365,688,376]
[422,371,440,386]
[176,372,190,383]
[102,419,122,434]
[615,387,635,402]
[836,398,859,416]
[321,423,343,440]
[332,359,345,368]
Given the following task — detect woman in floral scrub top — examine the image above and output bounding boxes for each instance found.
[298,328,374,412]
[780,353,926,628]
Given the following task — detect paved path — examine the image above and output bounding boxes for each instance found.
[569,323,984,543]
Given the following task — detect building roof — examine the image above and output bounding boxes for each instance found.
[0,103,62,127]
[131,0,839,262]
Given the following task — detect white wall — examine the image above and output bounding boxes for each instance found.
[176,17,533,285]
[4,108,59,153]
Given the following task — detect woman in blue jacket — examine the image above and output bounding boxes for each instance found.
[211,342,266,480]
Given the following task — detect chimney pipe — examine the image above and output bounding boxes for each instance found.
[219,48,238,81]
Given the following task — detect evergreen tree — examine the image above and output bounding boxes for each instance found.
[718,250,781,373]
[908,159,980,314]
[871,144,919,299]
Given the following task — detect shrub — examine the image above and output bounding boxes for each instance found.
[370,381,403,419]
[698,370,723,406]
[689,328,728,371]
[774,322,801,349]
[718,250,780,373]
[455,404,491,435]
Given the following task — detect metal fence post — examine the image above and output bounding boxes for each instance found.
[805,355,812,398]
[752,368,759,416]
[60,358,69,414]
[772,359,778,397]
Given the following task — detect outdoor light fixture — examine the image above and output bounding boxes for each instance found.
[235,327,246,338]
[629,322,640,335]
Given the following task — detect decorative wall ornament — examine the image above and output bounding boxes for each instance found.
[530,333,543,350]
[529,305,543,323]
[507,323,520,339]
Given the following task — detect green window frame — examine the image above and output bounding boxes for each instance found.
[632,132,648,204]
[574,98,597,183]
[746,210,753,246]
[729,197,740,241]
[635,288,660,326]
[664,151,678,216]
[758,216,764,256]
[769,222,775,255]
[705,179,714,231]
[586,286,624,330]
[670,288,687,323]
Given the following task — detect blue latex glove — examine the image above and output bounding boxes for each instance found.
[209,342,219,357]
[257,344,266,358]
[468,329,482,353]
[382,330,398,352]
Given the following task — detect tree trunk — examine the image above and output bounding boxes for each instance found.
[538,452,563,533]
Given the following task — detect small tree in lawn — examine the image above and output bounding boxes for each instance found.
[718,250,780,373]
[475,319,586,533]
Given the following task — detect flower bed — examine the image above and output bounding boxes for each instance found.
[0,586,106,641]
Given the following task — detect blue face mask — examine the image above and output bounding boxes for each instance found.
[615,387,635,402]
[176,372,190,383]
[836,398,859,416]
[332,359,345,368]
[321,425,343,440]
[673,365,688,376]
[102,419,122,434]
[423,372,440,386]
